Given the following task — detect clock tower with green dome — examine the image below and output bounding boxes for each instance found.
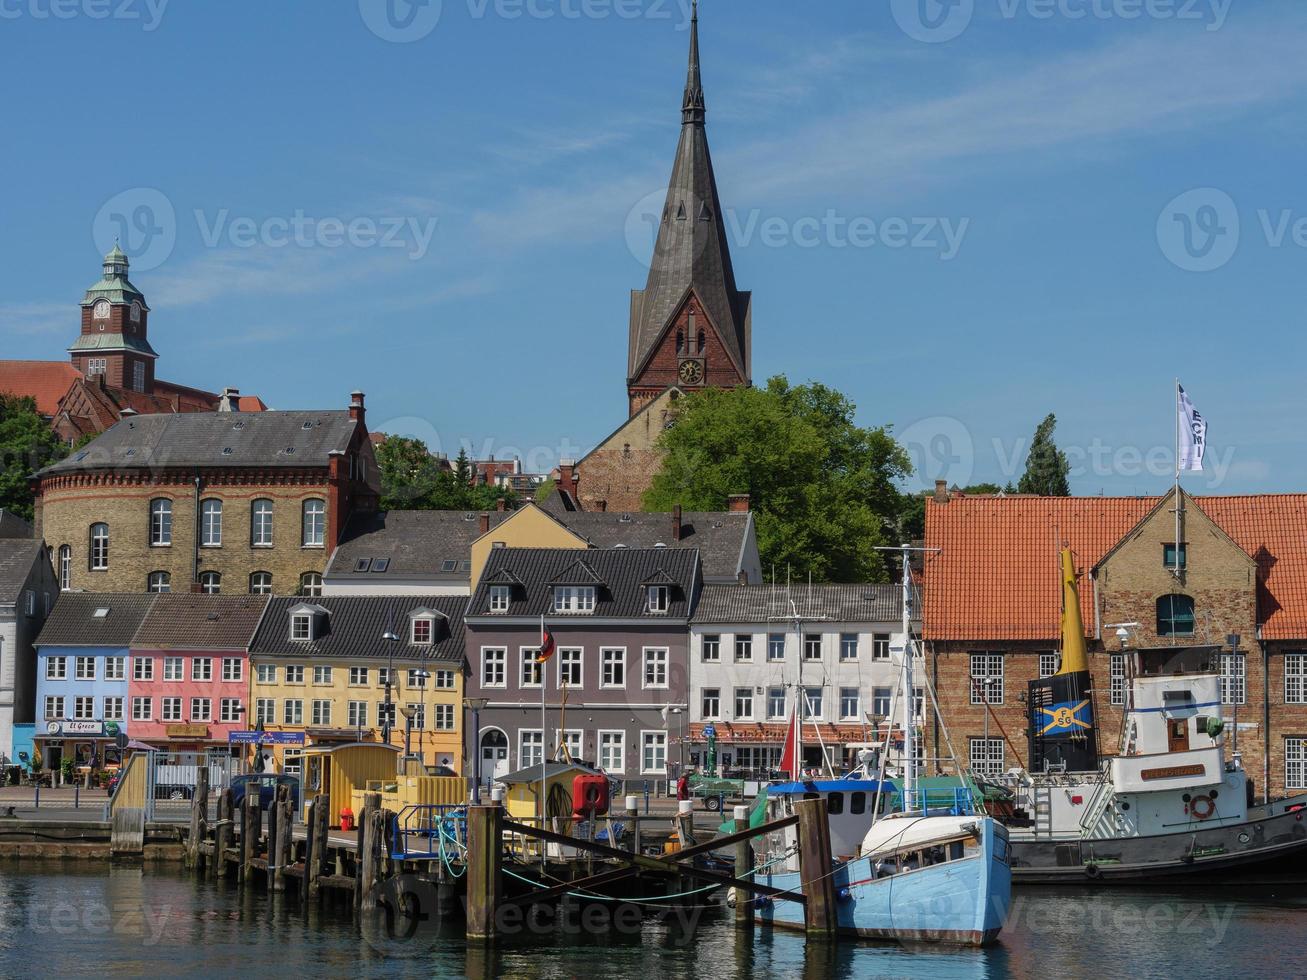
[68,244,158,393]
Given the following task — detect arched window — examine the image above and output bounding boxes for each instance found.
[58,545,71,590]
[147,571,171,593]
[697,330,705,353]
[302,499,325,548]
[1157,594,1195,637]
[200,499,223,547]
[251,499,274,547]
[199,572,221,595]
[149,498,172,546]
[299,572,323,597]
[89,524,109,571]
[249,572,273,595]
[676,330,684,354]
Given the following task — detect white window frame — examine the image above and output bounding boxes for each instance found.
[518,647,541,689]
[313,665,333,686]
[733,687,754,720]
[433,670,455,690]
[59,545,71,590]
[839,633,859,661]
[489,585,510,613]
[283,699,304,725]
[311,699,332,726]
[161,697,182,722]
[349,666,369,686]
[803,634,823,661]
[222,657,243,682]
[200,498,223,547]
[220,698,241,723]
[147,571,171,593]
[251,499,274,547]
[701,687,721,720]
[970,737,1005,777]
[163,657,184,682]
[647,585,670,614]
[90,523,109,570]
[291,614,313,642]
[872,686,892,718]
[598,730,626,773]
[411,617,434,645]
[191,657,212,682]
[1221,653,1246,706]
[104,656,126,681]
[1288,737,1307,791]
[103,696,124,721]
[640,731,667,775]
[255,698,276,725]
[347,700,368,728]
[519,729,544,771]
[433,704,455,731]
[767,633,785,661]
[46,657,67,681]
[701,634,721,662]
[131,697,152,722]
[553,585,596,614]
[44,695,64,720]
[840,687,861,721]
[190,697,212,723]
[302,499,326,548]
[734,634,753,662]
[256,663,277,685]
[150,498,172,547]
[1110,653,1127,706]
[199,571,221,594]
[73,695,95,720]
[802,687,824,720]
[642,648,668,689]
[74,656,96,681]
[481,648,507,689]
[1039,652,1061,678]
[969,652,1005,705]
[872,634,891,660]
[249,572,273,595]
[600,648,626,689]
[133,657,153,681]
[285,665,304,685]
[767,687,786,720]
[557,647,583,687]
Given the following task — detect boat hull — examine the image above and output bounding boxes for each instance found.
[756,819,1012,946]
[1010,793,1307,884]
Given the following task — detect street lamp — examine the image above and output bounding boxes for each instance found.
[464,697,490,804]
[400,703,417,758]
[381,613,400,746]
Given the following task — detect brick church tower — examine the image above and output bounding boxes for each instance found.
[626,2,751,417]
[69,244,158,394]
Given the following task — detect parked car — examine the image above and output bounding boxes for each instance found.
[230,773,300,810]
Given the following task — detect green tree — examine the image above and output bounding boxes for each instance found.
[375,435,512,511]
[453,448,473,487]
[0,394,67,521]
[1017,414,1071,496]
[644,376,912,582]
[535,478,557,504]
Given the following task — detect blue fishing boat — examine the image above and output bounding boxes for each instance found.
[751,779,1011,944]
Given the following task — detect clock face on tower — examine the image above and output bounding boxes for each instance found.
[678,359,705,386]
[92,300,110,320]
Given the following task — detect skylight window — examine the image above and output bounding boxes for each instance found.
[371,558,390,573]
[93,607,110,618]
[354,558,372,573]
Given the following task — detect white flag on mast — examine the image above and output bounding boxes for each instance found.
[1178,385,1207,472]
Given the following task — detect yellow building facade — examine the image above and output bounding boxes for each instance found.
[468,503,588,590]
[247,595,467,775]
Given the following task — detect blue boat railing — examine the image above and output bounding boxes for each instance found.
[390,804,468,862]
[902,786,979,816]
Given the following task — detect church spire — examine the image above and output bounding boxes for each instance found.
[682,1,704,125]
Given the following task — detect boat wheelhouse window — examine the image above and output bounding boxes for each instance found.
[950,841,965,860]
[827,792,844,815]
[849,792,866,815]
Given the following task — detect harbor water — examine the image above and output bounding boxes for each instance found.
[2,866,1306,979]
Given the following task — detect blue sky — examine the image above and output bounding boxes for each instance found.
[2,0,1303,495]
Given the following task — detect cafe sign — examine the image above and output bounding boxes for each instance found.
[165,723,209,738]
[45,720,105,736]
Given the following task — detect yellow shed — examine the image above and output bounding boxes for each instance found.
[301,742,402,827]
[497,760,603,822]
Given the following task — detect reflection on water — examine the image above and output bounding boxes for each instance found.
[1,866,1306,979]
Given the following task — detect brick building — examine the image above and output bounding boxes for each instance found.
[574,7,751,512]
[34,393,379,597]
[923,484,1307,801]
[0,246,265,443]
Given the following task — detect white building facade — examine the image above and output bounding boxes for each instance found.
[688,584,924,777]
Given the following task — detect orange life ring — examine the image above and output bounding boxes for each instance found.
[1190,795,1215,820]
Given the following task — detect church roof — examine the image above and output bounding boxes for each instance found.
[628,4,749,382]
[0,360,81,416]
[67,333,159,357]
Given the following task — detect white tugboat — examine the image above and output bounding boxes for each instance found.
[1003,549,1307,883]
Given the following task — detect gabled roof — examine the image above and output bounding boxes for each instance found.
[131,594,270,650]
[556,510,753,582]
[923,492,1307,641]
[483,568,524,587]
[469,547,700,620]
[326,510,510,582]
[36,593,158,648]
[0,510,33,539]
[497,759,601,785]
[0,540,44,605]
[0,360,81,416]
[627,8,749,383]
[691,583,906,625]
[548,559,605,587]
[37,409,358,475]
[249,595,467,664]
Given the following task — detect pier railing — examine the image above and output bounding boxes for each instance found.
[390,803,467,863]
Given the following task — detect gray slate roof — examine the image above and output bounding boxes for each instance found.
[37,410,358,475]
[132,594,270,650]
[691,583,909,625]
[0,510,33,538]
[0,540,43,604]
[557,510,751,582]
[36,593,158,648]
[250,595,467,665]
[628,11,749,382]
[326,510,510,582]
[469,547,700,620]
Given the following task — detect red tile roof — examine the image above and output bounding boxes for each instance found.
[923,493,1307,642]
[0,360,80,416]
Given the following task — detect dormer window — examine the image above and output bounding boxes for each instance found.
[554,585,596,614]
[490,585,511,613]
[412,617,434,645]
[290,613,313,641]
[647,585,670,614]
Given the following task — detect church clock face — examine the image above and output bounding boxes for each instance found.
[93,300,110,320]
[678,359,705,386]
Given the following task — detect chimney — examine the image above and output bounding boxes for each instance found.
[218,387,241,413]
[738,570,749,585]
[479,512,490,535]
[557,459,577,496]
[349,391,366,425]
[496,497,507,513]
[934,479,949,504]
[727,493,751,514]
[672,504,683,542]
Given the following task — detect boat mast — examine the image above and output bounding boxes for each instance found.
[900,543,916,809]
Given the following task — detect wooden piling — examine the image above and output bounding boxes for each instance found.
[242,789,261,884]
[212,788,234,880]
[795,797,837,938]
[733,813,754,929]
[358,793,382,911]
[188,766,209,870]
[466,803,503,942]
[272,786,292,893]
[307,797,328,902]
